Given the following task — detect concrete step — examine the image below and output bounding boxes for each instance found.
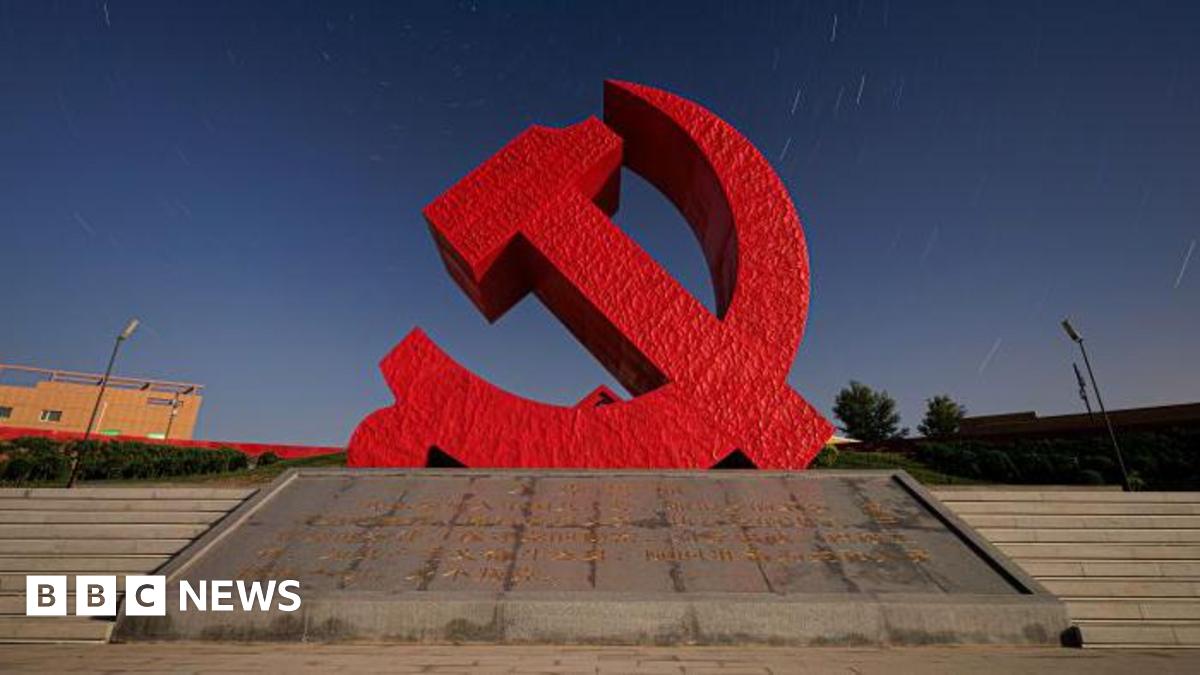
[1076,620,1200,648]
[1019,560,1200,578]
[2,576,26,593]
[978,527,1200,544]
[0,595,22,615]
[932,490,1200,503]
[2,571,162,593]
[0,488,254,500]
[0,510,224,525]
[0,539,191,555]
[945,489,1200,647]
[0,592,127,616]
[997,543,1200,560]
[1067,599,1200,621]
[0,524,211,540]
[0,557,171,573]
[958,514,1200,529]
[0,482,256,641]
[1040,577,1200,598]
[0,616,113,643]
[0,498,243,512]
[948,501,1200,515]
[0,595,18,615]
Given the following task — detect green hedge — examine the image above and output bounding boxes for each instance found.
[914,426,1200,490]
[255,451,280,467]
[0,437,248,484]
[0,444,69,482]
[811,445,839,468]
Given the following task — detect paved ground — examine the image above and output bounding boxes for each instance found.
[0,644,1198,674]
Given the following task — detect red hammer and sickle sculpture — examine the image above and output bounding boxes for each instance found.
[348,81,833,470]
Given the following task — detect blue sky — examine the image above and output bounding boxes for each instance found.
[2,1,1197,444]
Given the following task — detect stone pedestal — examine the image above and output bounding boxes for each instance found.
[115,469,1070,646]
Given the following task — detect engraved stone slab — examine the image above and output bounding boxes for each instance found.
[115,469,1071,646]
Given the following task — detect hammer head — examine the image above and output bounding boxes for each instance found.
[424,117,622,321]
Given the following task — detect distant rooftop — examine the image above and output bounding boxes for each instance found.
[0,363,203,396]
[959,402,1200,436]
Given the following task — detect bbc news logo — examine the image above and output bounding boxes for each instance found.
[26,575,302,616]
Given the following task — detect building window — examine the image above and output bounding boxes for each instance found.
[39,409,63,423]
[0,406,12,419]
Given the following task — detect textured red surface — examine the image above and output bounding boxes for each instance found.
[349,81,832,469]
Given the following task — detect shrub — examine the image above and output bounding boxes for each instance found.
[913,427,1200,489]
[256,452,280,467]
[0,437,252,484]
[978,449,1018,483]
[0,443,69,482]
[9,436,62,453]
[216,448,250,473]
[811,445,839,468]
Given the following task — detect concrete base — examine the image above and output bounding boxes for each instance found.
[118,592,1068,646]
[113,469,1072,646]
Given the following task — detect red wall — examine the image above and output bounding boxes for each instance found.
[0,426,343,460]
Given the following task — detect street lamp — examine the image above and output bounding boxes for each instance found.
[66,318,139,488]
[1073,363,1095,419]
[1061,318,1131,492]
[163,391,182,440]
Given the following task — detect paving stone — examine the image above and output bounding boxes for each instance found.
[1,644,1200,674]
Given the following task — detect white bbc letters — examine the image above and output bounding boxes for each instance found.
[25,575,67,616]
[75,575,117,616]
[124,575,167,616]
[25,575,300,616]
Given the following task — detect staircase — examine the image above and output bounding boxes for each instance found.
[2,483,1198,647]
[934,487,1200,649]
[0,487,254,643]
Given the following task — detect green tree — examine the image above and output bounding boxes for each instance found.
[918,395,967,438]
[833,381,904,442]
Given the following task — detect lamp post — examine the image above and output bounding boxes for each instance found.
[66,318,139,488]
[1073,362,1095,420]
[1061,318,1131,492]
[164,391,182,440]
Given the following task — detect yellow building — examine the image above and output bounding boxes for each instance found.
[0,363,203,440]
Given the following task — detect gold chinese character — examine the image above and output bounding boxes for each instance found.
[906,548,931,562]
[580,549,606,562]
[478,567,506,582]
[441,567,471,580]
[404,568,434,583]
[449,548,476,561]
